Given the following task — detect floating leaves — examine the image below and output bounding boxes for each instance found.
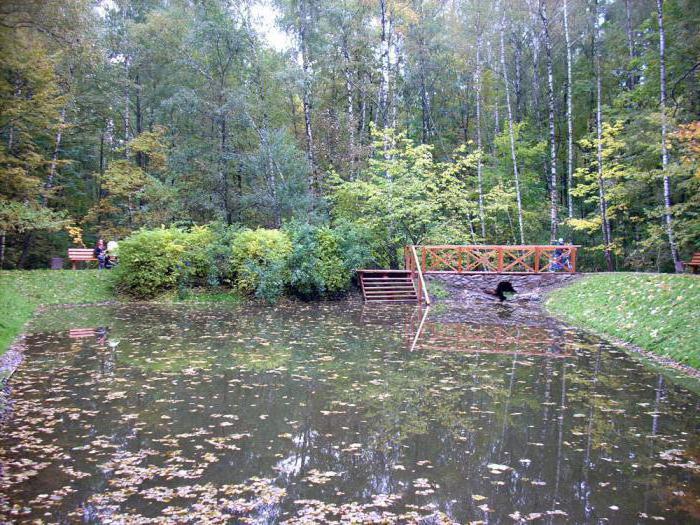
[0,301,698,523]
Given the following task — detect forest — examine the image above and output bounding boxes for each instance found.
[0,0,698,272]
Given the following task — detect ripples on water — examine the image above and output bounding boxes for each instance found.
[0,301,698,523]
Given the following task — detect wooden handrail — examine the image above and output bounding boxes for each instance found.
[413,244,580,274]
[410,245,431,305]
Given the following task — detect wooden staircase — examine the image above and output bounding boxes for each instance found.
[359,270,419,303]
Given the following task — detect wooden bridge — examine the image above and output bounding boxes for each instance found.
[359,244,579,303]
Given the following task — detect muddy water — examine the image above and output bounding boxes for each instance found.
[0,301,698,523]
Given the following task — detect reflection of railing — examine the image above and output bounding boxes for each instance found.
[409,245,579,274]
[404,246,431,304]
[406,318,573,358]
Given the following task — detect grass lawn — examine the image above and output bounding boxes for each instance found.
[545,273,700,369]
[0,270,117,356]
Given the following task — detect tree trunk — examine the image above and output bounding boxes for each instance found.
[595,0,613,271]
[474,27,486,239]
[298,0,316,196]
[341,36,355,172]
[624,0,636,89]
[46,106,66,197]
[220,117,232,225]
[124,55,131,146]
[416,4,431,144]
[539,0,558,241]
[135,72,145,168]
[563,0,575,218]
[656,0,682,272]
[18,232,33,269]
[514,40,523,121]
[0,232,5,270]
[378,0,390,129]
[528,1,541,126]
[498,6,526,244]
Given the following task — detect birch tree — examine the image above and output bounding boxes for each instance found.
[297,0,317,196]
[539,0,558,241]
[474,18,486,238]
[563,0,574,218]
[594,0,614,271]
[498,3,525,244]
[656,0,681,271]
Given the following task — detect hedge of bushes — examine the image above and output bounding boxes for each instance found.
[115,222,376,302]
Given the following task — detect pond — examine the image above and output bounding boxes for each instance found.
[0,300,698,523]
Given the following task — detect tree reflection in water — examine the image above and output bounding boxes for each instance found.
[0,301,697,523]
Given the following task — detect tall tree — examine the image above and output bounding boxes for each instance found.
[498,3,525,243]
[594,0,614,271]
[656,0,681,271]
[563,0,575,218]
[539,0,558,241]
[297,0,317,196]
[474,15,486,239]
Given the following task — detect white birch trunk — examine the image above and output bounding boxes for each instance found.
[624,0,636,89]
[378,0,390,130]
[563,0,574,218]
[595,0,613,271]
[46,106,66,192]
[298,0,316,196]
[539,0,558,241]
[498,6,526,244]
[475,29,486,239]
[342,38,355,166]
[656,0,681,271]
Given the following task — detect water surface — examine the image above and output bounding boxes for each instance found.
[1,301,698,523]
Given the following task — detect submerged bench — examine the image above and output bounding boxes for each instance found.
[685,252,700,274]
[68,248,96,269]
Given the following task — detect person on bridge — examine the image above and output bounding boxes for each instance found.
[551,238,572,272]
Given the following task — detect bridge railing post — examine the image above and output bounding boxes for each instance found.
[497,247,504,272]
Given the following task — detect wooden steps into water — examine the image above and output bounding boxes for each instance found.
[359,270,419,303]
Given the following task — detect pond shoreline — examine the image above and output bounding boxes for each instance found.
[543,273,700,379]
[425,272,700,382]
[546,310,700,382]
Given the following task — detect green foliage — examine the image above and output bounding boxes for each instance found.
[230,228,292,300]
[316,227,350,294]
[330,128,478,266]
[285,222,354,300]
[1,0,699,272]
[201,221,242,287]
[546,274,700,368]
[116,228,189,299]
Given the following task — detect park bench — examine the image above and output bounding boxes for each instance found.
[684,252,700,274]
[68,248,96,269]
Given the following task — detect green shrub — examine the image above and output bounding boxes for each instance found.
[180,225,214,283]
[333,220,384,271]
[116,228,188,298]
[285,222,353,299]
[286,222,325,299]
[202,222,241,286]
[316,227,351,294]
[230,228,292,300]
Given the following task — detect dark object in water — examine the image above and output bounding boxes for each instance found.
[495,281,516,301]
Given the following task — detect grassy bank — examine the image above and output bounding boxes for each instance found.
[546,273,700,369]
[0,271,249,357]
[0,270,117,356]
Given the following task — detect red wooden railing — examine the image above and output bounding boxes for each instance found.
[404,245,431,304]
[405,245,579,274]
